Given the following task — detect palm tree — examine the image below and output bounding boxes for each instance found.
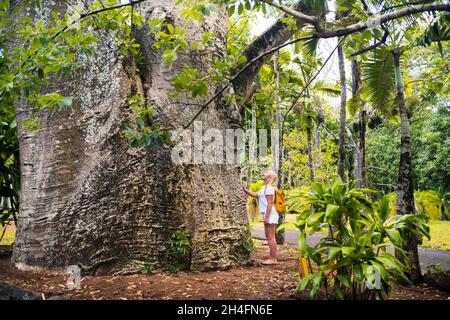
[360,11,450,283]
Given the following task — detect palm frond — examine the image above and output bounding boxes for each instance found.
[361,47,396,114]
[415,12,450,52]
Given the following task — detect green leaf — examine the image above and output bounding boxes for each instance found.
[162,50,178,63]
[306,211,325,226]
[295,274,315,293]
[361,48,396,115]
[334,285,345,300]
[325,204,339,219]
[336,275,352,288]
[298,232,307,255]
[386,228,402,246]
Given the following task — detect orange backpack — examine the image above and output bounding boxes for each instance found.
[274,188,286,214]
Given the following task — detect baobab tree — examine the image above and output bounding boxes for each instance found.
[8,0,450,274]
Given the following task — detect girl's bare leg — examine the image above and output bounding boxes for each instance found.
[264,224,277,263]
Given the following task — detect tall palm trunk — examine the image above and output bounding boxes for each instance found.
[393,51,421,283]
[273,51,285,245]
[306,124,315,182]
[351,60,366,187]
[359,109,367,187]
[313,121,322,168]
[337,40,347,182]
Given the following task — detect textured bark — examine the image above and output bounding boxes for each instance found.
[351,60,365,187]
[337,40,347,182]
[313,121,322,167]
[359,109,367,187]
[12,1,251,274]
[273,51,283,187]
[306,125,315,183]
[272,52,285,245]
[393,51,421,283]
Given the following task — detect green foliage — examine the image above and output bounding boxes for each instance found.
[283,128,337,188]
[123,95,172,147]
[167,230,191,273]
[361,48,396,115]
[141,258,156,274]
[286,177,430,299]
[366,104,450,195]
[415,190,444,221]
[0,114,18,228]
[235,227,254,262]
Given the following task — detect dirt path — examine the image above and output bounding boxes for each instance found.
[0,243,449,300]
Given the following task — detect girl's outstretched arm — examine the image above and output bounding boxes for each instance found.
[242,184,258,198]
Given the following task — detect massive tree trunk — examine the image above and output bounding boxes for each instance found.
[393,51,421,283]
[12,1,252,274]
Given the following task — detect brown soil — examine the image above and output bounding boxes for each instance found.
[0,243,449,300]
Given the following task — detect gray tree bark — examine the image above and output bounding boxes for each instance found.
[12,1,252,274]
[337,40,347,182]
[306,124,315,183]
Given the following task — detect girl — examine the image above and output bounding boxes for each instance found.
[243,170,279,265]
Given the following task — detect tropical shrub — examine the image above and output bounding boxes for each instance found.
[385,190,447,220]
[285,177,429,300]
[0,117,19,231]
[415,190,444,220]
[167,230,191,273]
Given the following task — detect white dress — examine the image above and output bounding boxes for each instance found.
[257,185,279,225]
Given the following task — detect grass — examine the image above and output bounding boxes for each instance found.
[0,224,16,246]
[422,220,450,251]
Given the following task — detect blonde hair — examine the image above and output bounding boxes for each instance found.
[263,169,278,188]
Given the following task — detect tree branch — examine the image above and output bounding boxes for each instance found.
[350,25,389,56]
[52,0,147,39]
[259,0,319,25]
[282,37,344,128]
[231,0,315,101]
[233,1,450,106]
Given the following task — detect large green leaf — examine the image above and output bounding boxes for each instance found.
[361,48,396,115]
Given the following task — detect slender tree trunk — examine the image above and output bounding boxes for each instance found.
[247,100,258,222]
[247,100,257,189]
[359,109,367,187]
[351,60,365,187]
[273,51,282,177]
[347,128,360,183]
[393,51,422,283]
[306,125,315,182]
[337,40,347,182]
[273,51,285,245]
[313,121,322,168]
